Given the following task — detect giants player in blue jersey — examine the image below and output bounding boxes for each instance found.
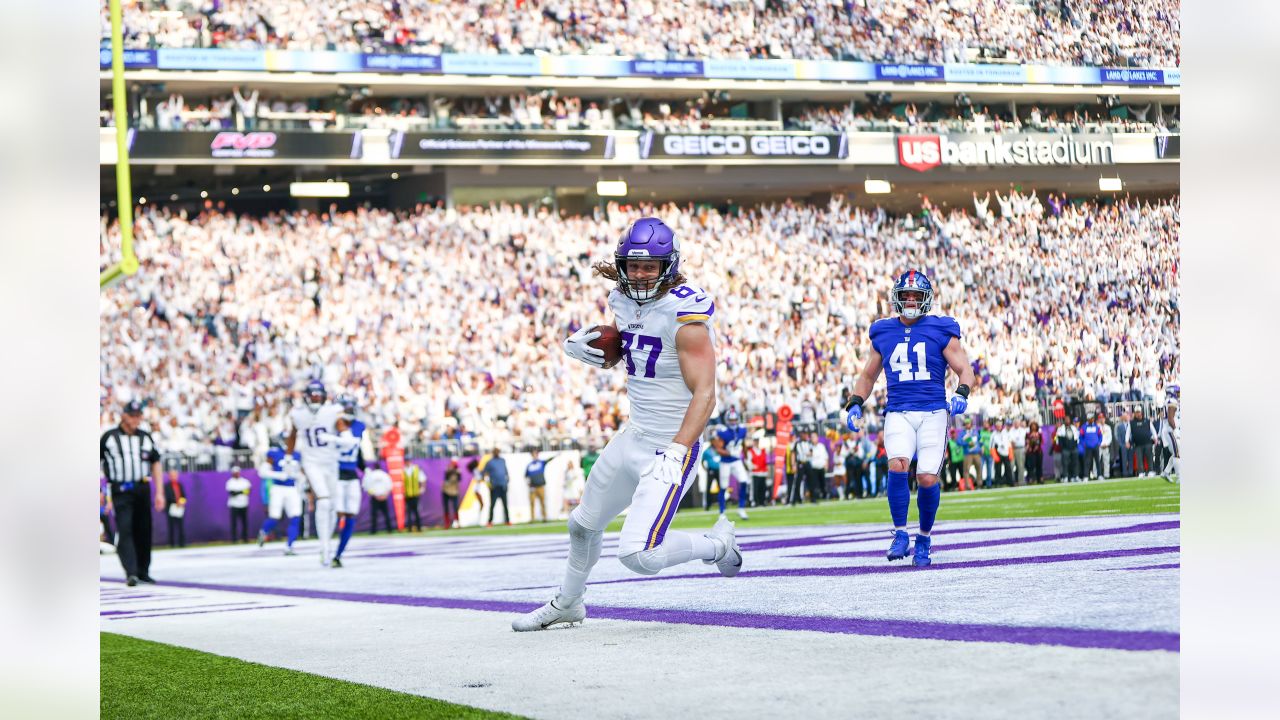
[331,395,366,568]
[713,407,750,520]
[844,270,976,567]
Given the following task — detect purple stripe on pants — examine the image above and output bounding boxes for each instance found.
[645,441,700,550]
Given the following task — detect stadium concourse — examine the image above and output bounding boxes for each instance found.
[100,498,1179,719]
[99,195,1179,459]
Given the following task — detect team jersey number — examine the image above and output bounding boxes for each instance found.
[619,332,662,378]
[304,427,329,447]
[888,341,932,382]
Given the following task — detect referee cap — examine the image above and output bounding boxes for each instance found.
[122,400,143,416]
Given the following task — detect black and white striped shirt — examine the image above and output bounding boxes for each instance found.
[100,427,161,485]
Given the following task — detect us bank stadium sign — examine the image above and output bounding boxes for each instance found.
[639,131,848,160]
[896,133,1114,171]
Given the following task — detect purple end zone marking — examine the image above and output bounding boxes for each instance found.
[795,520,1180,559]
[568,546,1181,587]
[100,576,1178,652]
[740,524,1046,552]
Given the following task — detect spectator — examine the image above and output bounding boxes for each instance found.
[482,448,511,526]
[362,461,394,533]
[403,461,424,532]
[1130,407,1157,477]
[1080,414,1104,480]
[1056,419,1080,482]
[992,419,1013,487]
[441,459,462,529]
[831,434,850,500]
[945,429,968,492]
[746,435,771,507]
[525,450,549,523]
[1099,413,1114,479]
[857,430,878,498]
[1114,410,1134,477]
[1010,418,1027,486]
[1025,421,1044,484]
[702,443,726,517]
[163,468,187,548]
[226,465,251,543]
[961,419,984,490]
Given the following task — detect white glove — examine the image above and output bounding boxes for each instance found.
[640,442,691,486]
[563,326,606,369]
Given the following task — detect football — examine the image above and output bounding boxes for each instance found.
[588,324,624,368]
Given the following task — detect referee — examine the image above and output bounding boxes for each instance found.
[100,401,164,586]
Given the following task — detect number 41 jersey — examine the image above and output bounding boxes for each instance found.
[869,315,962,413]
[608,284,716,437]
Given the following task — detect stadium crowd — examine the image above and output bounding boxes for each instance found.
[103,88,1180,137]
[107,0,1180,68]
[100,192,1179,465]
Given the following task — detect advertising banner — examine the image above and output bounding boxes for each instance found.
[361,53,442,73]
[874,63,945,82]
[639,131,848,160]
[629,59,704,77]
[128,131,363,160]
[1100,67,1165,85]
[390,132,616,160]
[896,133,1115,171]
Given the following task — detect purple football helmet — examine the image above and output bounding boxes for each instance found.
[892,269,934,319]
[614,217,680,303]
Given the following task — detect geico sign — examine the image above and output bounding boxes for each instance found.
[661,134,832,157]
[897,134,1114,172]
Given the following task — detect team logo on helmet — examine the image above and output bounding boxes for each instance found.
[892,269,934,319]
[304,379,327,410]
[725,407,740,428]
[614,217,680,303]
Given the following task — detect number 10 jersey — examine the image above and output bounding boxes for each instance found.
[608,284,716,438]
[869,315,962,413]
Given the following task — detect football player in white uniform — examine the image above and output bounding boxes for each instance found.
[1159,390,1180,483]
[513,217,742,631]
[287,379,359,567]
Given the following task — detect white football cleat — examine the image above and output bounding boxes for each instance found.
[512,596,586,632]
[737,508,749,521]
[703,516,743,578]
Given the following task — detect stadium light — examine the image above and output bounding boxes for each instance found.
[200,190,208,199]
[596,180,628,197]
[138,196,146,204]
[1098,177,1123,192]
[231,187,239,195]
[864,179,892,194]
[262,184,271,192]
[391,172,400,180]
[290,181,351,198]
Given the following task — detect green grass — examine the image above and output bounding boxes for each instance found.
[101,633,524,720]
[425,475,1179,537]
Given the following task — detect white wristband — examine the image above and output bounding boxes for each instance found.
[666,442,690,459]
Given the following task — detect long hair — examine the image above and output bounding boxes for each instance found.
[592,261,687,296]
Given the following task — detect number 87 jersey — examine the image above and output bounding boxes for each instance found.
[869,315,962,413]
[608,283,716,437]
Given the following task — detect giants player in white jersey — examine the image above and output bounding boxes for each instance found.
[513,217,742,631]
[287,379,359,567]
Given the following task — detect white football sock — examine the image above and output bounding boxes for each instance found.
[559,514,602,602]
[315,498,334,562]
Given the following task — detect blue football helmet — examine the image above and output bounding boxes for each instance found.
[614,217,680,303]
[724,407,740,428]
[338,393,357,417]
[892,269,934,319]
[304,379,327,410]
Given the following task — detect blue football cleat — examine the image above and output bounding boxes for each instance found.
[887,530,911,561]
[912,534,932,567]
